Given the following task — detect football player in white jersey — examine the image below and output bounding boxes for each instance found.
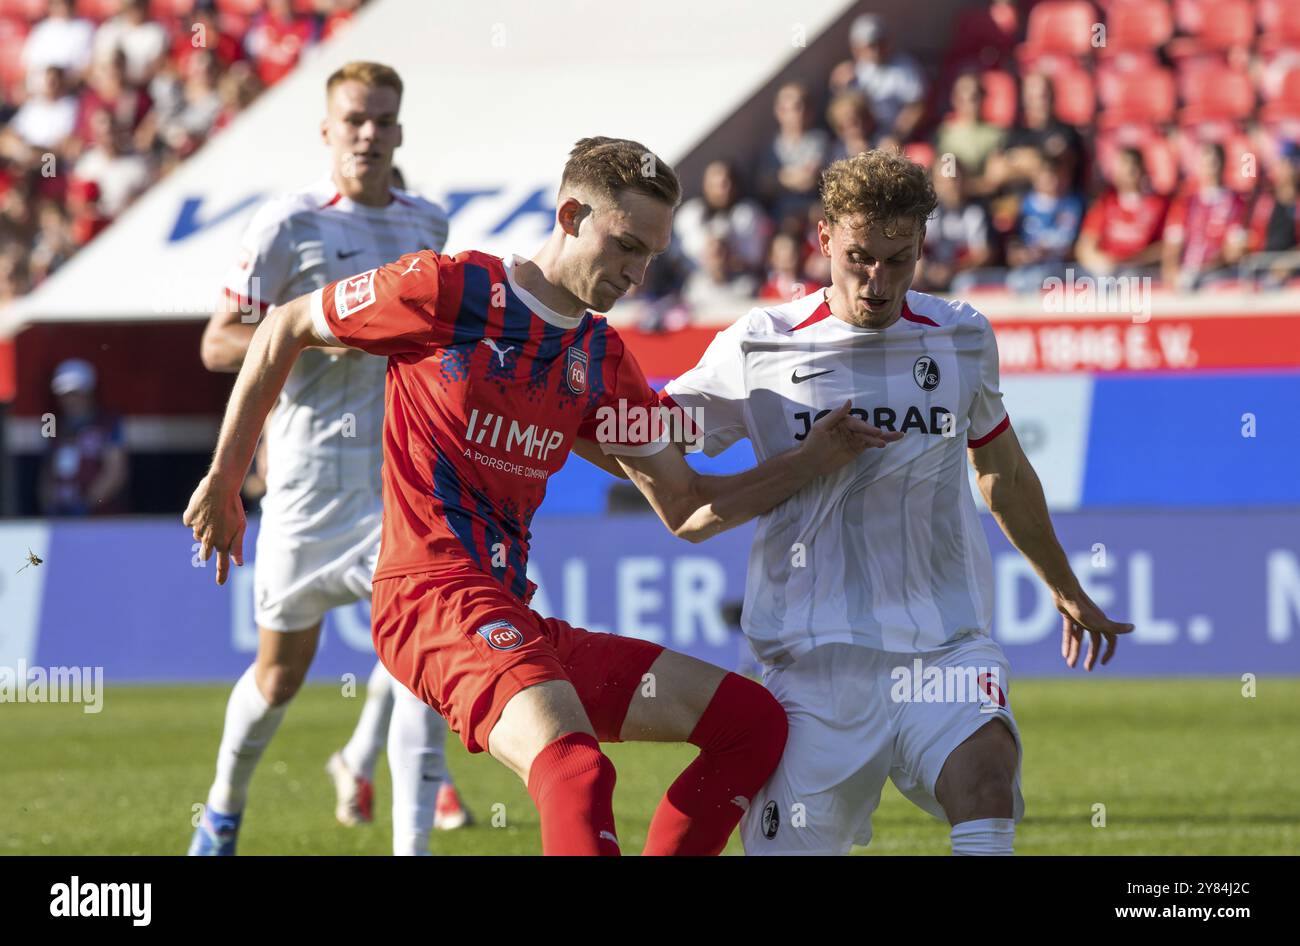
[190,62,468,856]
[651,150,1134,855]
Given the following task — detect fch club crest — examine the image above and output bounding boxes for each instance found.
[565,346,589,395]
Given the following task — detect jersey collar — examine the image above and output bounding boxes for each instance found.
[503,255,588,330]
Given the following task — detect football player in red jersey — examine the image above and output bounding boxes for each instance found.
[186,137,899,855]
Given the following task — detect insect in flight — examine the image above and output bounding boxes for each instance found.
[18,549,43,573]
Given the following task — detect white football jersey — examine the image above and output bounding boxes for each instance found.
[663,289,1010,663]
[223,177,449,496]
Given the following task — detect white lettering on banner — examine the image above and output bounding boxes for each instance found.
[997,329,1038,371]
[232,565,257,652]
[1071,550,1117,611]
[562,560,611,634]
[527,557,729,648]
[993,323,1202,373]
[1156,325,1197,367]
[995,556,1058,644]
[1129,552,1178,643]
[671,557,728,647]
[1267,550,1300,643]
[618,558,666,643]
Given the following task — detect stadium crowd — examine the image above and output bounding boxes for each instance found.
[638,0,1300,328]
[10,0,1300,516]
[0,0,364,310]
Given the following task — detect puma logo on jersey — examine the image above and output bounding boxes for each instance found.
[400,258,421,277]
[481,338,514,367]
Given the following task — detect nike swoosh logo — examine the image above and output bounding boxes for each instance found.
[791,368,833,384]
[337,249,363,259]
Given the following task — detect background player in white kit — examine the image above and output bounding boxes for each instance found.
[658,150,1134,855]
[190,62,467,856]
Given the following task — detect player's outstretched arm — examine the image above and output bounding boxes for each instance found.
[184,293,328,584]
[970,426,1135,670]
[202,294,354,372]
[614,402,899,544]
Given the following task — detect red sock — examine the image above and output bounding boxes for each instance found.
[643,673,788,856]
[526,732,620,856]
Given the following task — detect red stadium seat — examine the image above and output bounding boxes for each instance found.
[1097,66,1176,128]
[903,141,936,169]
[1099,0,1173,55]
[1168,0,1255,58]
[980,69,1019,128]
[1050,65,1097,125]
[1097,125,1180,193]
[1261,70,1300,124]
[150,0,197,17]
[1095,50,1161,108]
[1258,0,1300,54]
[0,16,29,94]
[216,0,262,16]
[1017,0,1100,67]
[1179,65,1256,125]
[945,2,1021,72]
[0,0,46,20]
[75,0,120,21]
[1175,128,1256,192]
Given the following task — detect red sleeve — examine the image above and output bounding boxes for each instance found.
[1164,193,1188,236]
[577,326,667,455]
[310,250,443,357]
[1079,192,1107,238]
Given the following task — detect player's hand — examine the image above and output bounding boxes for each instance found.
[798,400,903,473]
[1055,589,1135,671]
[183,475,247,586]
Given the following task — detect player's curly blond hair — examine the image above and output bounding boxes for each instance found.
[820,149,936,238]
[561,137,681,209]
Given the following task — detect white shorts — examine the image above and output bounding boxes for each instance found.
[253,487,382,632]
[740,635,1024,855]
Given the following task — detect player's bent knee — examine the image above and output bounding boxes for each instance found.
[256,664,307,707]
[701,673,789,783]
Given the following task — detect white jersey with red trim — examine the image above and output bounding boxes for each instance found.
[662,289,1011,661]
[222,177,449,497]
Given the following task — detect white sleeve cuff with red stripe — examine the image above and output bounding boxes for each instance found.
[968,414,1011,448]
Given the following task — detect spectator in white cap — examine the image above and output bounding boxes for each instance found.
[39,358,129,516]
[830,14,926,143]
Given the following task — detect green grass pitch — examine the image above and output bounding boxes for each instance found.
[3,679,1297,855]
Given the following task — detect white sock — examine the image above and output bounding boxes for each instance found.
[206,664,289,815]
[950,818,1015,855]
[340,660,395,780]
[388,684,448,856]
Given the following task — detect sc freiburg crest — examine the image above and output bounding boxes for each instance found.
[565,346,589,395]
[913,355,940,391]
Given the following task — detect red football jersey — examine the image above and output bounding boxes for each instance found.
[310,250,664,599]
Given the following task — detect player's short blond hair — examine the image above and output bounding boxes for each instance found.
[820,149,936,238]
[326,61,403,103]
[561,137,681,209]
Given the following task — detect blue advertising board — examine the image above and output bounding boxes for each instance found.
[1,509,1296,681]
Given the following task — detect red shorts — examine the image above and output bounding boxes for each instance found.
[372,567,665,753]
